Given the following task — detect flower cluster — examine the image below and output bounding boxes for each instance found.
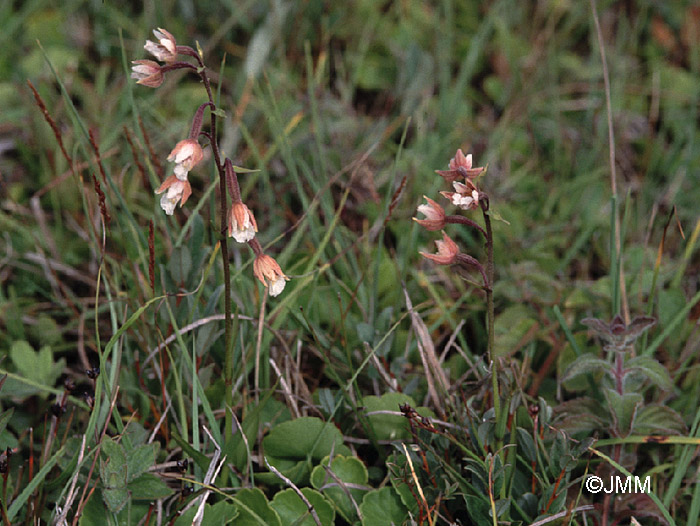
[414,149,488,286]
[132,28,287,296]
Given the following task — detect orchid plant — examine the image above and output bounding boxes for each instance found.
[132,28,288,444]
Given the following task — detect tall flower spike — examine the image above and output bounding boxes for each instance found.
[413,196,446,231]
[228,202,258,243]
[420,231,459,265]
[436,149,485,182]
[130,60,163,88]
[253,254,288,297]
[167,139,203,180]
[144,28,178,63]
[155,175,192,215]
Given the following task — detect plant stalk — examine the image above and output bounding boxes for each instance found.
[483,207,501,437]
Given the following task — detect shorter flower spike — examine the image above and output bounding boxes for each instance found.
[228,202,258,243]
[155,175,192,215]
[420,231,459,265]
[130,60,163,88]
[436,149,485,182]
[253,254,288,297]
[144,28,178,63]
[413,196,446,231]
[167,139,204,180]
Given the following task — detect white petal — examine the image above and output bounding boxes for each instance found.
[174,164,189,180]
[269,277,286,297]
[232,225,256,243]
[160,194,176,215]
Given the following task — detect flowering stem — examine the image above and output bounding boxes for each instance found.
[197,61,235,443]
[482,203,501,439]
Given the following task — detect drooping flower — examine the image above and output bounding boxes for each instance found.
[436,149,485,182]
[413,196,446,231]
[155,175,192,215]
[441,181,480,211]
[228,202,258,243]
[420,231,460,265]
[167,139,204,180]
[130,60,163,88]
[144,28,178,63]
[253,254,288,296]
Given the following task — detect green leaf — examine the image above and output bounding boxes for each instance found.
[5,341,64,397]
[79,490,108,526]
[102,487,129,514]
[128,473,174,500]
[126,443,158,482]
[100,437,127,486]
[494,305,538,358]
[311,455,369,523]
[562,354,610,384]
[362,393,434,441]
[360,487,408,526]
[270,488,335,526]
[632,405,686,435]
[174,501,239,526]
[603,388,642,435]
[263,417,350,485]
[235,487,282,526]
[168,246,191,283]
[0,408,13,436]
[625,356,673,390]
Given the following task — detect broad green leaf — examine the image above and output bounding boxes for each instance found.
[79,491,108,526]
[174,501,238,526]
[168,246,191,283]
[311,455,369,522]
[632,405,686,435]
[102,487,129,514]
[99,437,127,487]
[494,305,538,358]
[362,393,434,441]
[625,356,673,390]
[128,473,174,500]
[270,488,335,526]
[360,487,407,526]
[126,443,158,482]
[604,389,642,436]
[562,354,610,384]
[235,487,281,526]
[5,341,64,397]
[263,417,350,469]
[0,408,13,436]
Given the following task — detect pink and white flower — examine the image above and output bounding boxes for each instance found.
[130,60,163,88]
[167,139,203,180]
[253,254,288,296]
[228,202,258,243]
[420,232,460,265]
[155,175,192,215]
[413,196,446,231]
[144,28,178,63]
